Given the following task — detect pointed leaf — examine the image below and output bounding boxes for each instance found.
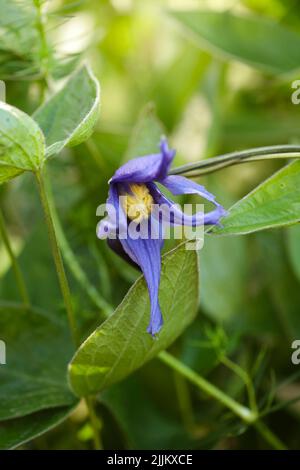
[68,243,199,397]
[213,161,300,235]
[33,65,100,157]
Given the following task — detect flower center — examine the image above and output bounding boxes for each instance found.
[122,183,153,223]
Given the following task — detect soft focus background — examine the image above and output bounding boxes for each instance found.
[1,0,300,449]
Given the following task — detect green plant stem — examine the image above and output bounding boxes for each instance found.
[35,169,79,346]
[170,145,300,177]
[33,0,52,98]
[44,176,113,318]
[85,396,103,450]
[0,209,30,307]
[254,420,287,450]
[159,351,287,449]
[35,169,103,449]
[220,356,258,415]
[159,351,256,424]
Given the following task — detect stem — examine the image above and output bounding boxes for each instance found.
[159,351,256,424]
[254,420,287,450]
[35,169,79,346]
[0,209,30,307]
[33,0,52,98]
[44,176,113,317]
[85,396,103,450]
[159,352,288,449]
[170,145,300,177]
[221,356,258,415]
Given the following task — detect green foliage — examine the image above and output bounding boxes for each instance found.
[69,243,199,396]
[0,302,76,420]
[213,161,300,235]
[33,66,100,157]
[171,10,300,74]
[0,102,45,183]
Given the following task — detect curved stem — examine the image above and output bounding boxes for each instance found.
[0,209,30,307]
[35,169,79,346]
[170,145,300,177]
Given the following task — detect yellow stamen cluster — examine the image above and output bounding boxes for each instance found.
[122,183,153,223]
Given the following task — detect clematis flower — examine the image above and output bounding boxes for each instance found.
[97,138,226,336]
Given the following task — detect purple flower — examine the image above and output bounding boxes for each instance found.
[97,138,226,336]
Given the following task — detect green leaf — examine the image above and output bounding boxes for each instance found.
[0,102,45,184]
[213,161,300,235]
[124,104,165,162]
[33,65,100,157]
[0,405,76,450]
[286,224,300,282]
[0,0,40,79]
[171,10,300,74]
[201,235,247,321]
[68,242,199,397]
[0,303,76,420]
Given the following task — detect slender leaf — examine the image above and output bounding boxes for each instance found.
[171,10,300,74]
[33,65,100,157]
[68,242,199,397]
[213,161,300,235]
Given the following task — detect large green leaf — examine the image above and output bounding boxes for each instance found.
[0,303,76,420]
[33,65,100,157]
[201,235,247,321]
[213,161,300,235]
[68,243,199,397]
[0,405,75,450]
[171,10,300,75]
[0,102,45,184]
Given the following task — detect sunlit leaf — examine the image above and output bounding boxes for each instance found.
[0,102,45,184]
[33,65,100,157]
[68,243,199,397]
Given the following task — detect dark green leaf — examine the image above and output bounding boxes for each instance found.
[0,405,75,450]
[0,303,76,420]
[68,242,199,397]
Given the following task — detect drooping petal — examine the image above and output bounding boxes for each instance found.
[149,181,227,226]
[159,175,218,204]
[110,138,175,184]
[119,218,164,336]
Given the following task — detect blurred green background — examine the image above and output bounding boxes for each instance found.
[1,0,300,450]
